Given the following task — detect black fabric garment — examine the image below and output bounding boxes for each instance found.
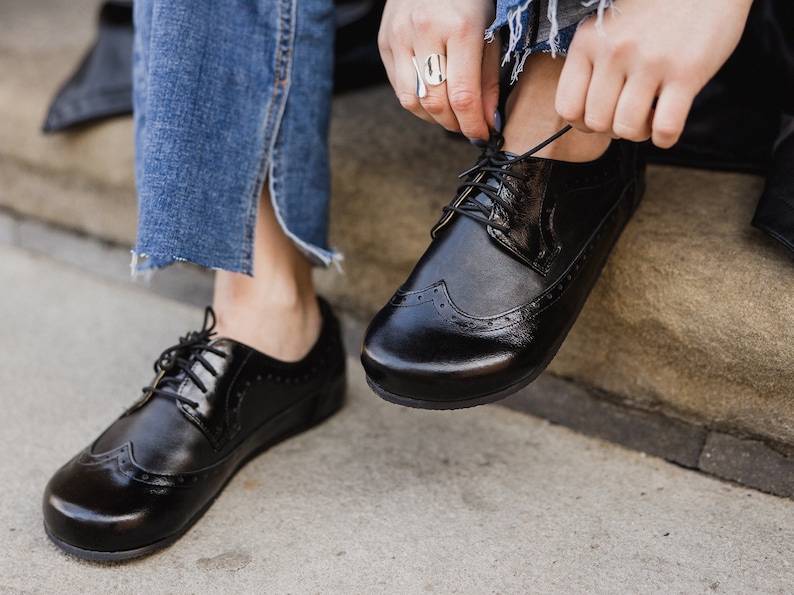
[753,130,794,253]
[643,0,794,253]
[333,0,387,92]
[42,2,134,133]
[748,0,794,251]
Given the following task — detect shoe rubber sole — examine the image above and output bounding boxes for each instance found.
[365,347,552,410]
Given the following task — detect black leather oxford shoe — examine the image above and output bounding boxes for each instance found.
[43,299,345,561]
[361,133,644,409]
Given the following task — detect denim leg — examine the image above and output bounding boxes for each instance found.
[270,0,335,268]
[133,0,335,274]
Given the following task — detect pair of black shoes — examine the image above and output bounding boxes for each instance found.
[43,132,644,560]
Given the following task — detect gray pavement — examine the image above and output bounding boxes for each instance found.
[2,239,794,594]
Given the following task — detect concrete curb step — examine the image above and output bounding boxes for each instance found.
[504,375,794,500]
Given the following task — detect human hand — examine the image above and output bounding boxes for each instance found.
[378,0,501,142]
[555,0,753,148]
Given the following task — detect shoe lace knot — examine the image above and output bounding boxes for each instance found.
[442,126,572,234]
[138,307,227,410]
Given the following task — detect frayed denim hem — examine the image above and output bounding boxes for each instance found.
[486,0,615,82]
[130,241,343,277]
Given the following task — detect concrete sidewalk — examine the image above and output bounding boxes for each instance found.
[2,237,794,593]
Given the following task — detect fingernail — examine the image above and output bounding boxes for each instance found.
[494,109,502,133]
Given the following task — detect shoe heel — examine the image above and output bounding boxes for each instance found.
[310,365,347,424]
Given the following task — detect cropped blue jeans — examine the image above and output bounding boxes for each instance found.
[132,0,605,274]
[133,0,335,273]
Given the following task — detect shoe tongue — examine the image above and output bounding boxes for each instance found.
[463,151,521,209]
[470,156,516,208]
[471,177,500,209]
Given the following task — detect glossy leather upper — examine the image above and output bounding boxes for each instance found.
[43,299,346,560]
[361,140,644,408]
[753,130,794,253]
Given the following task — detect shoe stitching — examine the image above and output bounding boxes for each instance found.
[177,339,338,451]
[490,151,621,275]
[77,444,243,488]
[125,308,337,451]
[389,188,629,331]
[68,302,345,493]
[489,158,559,274]
[77,373,337,489]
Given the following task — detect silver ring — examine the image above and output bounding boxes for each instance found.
[412,56,427,98]
[423,53,447,86]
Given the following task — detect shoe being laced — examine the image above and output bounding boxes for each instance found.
[442,126,572,234]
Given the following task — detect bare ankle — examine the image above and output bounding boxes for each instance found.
[501,53,611,162]
[212,267,322,362]
[213,292,322,362]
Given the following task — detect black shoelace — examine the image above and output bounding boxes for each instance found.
[139,307,227,409]
[444,125,572,233]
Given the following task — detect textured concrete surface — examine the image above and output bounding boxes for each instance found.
[0,0,135,189]
[547,166,794,446]
[2,0,793,462]
[3,242,794,593]
[503,373,794,499]
[8,208,793,499]
[0,0,137,245]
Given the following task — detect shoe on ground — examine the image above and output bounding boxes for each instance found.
[43,298,346,561]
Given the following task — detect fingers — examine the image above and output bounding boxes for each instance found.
[557,34,672,144]
[378,0,496,142]
[443,35,490,140]
[389,44,492,141]
[611,77,657,141]
[481,38,502,132]
[555,43,593,133]
[558,64,689,145]
[378,17,431,123]
[650,84,693,148]
[553,0,751,149]
[582,61,626,137]
[416,47,465,133]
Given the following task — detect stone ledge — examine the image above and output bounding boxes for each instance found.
[546,165,794,447]
[0,0,134,190]
[503,375,707,469]
[0,156,137,247]
[700,433,794,497]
